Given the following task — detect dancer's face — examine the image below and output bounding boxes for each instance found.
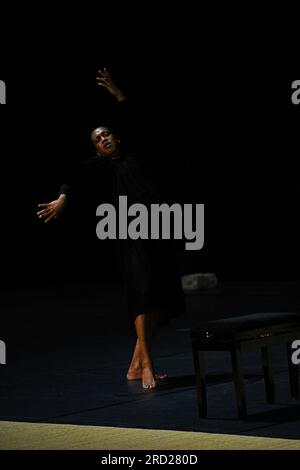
[91,127,120,158]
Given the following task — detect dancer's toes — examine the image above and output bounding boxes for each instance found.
[142,367,157,390]
[142,380,156,389]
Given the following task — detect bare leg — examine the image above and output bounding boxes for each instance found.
[131,313,159,389]
[127,311,167,381]
[127,340,168,380]
[126,338,142,379]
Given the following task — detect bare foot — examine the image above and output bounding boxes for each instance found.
[127,368,167,381]
[153,372,168,380]
[142,366,156,390]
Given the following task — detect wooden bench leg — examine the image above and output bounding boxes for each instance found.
[231,346,247,419]
[261,346,275,403]
[192,347,207,417]
[287,342,300,400]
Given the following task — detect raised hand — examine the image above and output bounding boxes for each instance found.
[37,195,67,223]
[96,68,126,102]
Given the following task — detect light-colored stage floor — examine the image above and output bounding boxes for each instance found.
[1,421,300,450]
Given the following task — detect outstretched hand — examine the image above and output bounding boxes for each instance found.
[97,68,126,102]
[37,196,66,223]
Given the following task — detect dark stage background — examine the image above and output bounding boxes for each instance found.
[0,6,299,287]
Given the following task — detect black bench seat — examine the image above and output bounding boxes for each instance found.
[190,312,300,419]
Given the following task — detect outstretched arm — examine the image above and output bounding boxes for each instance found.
[37,158,107,224]
[37,171,78,224]
[37,194,67,223]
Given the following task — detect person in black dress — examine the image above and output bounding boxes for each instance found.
[37,69,185,390]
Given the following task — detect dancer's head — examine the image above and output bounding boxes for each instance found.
[91,126,120,158]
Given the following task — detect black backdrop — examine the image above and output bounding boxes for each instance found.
[1,6,299,286]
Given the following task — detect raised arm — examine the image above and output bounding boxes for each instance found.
[96,68,140,153]
[96,68,126,102]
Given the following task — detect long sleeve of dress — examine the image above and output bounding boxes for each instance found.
[113,97,146,156]
[58,161,84,200]
[59,183,72,197]
[58,156,112,206]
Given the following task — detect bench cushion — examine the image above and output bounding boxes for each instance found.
[191,312,300,342]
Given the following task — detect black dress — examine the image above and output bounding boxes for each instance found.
[59,104,186,326]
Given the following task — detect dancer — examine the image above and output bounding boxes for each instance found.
[37,68,185,389]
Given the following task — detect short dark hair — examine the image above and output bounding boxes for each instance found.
[90,126,122,147]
